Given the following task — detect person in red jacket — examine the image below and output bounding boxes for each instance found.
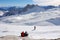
[21,31,24,37]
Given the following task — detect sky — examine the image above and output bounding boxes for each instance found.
[33,0,60,6]
[0,0,60,7]
[0,0,34,7]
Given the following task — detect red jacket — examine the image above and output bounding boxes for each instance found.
[21,32,24,37]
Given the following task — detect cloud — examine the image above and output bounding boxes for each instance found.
[33,0,60,6]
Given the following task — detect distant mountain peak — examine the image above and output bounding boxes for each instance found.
[22,4,39,12]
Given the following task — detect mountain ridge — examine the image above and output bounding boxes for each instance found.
[0,4,59,17]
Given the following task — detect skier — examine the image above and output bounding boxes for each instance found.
[34,26,36,30]
[32,26,36,31]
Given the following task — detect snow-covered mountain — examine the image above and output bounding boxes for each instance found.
[0,5,60,39]
[1,5,57,16]
[0,11,5,16]
[0,6,60,26]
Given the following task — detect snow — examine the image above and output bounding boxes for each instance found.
[0,23,60,39]
[29,26,60,39]
[47,17,60,25]
[0,6,60,39]
[0,11,4,16]
[0,7,60,26]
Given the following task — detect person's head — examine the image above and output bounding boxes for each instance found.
[25,31,27,33]
[21,31,24,33]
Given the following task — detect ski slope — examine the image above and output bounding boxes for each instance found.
[0,23,60,39]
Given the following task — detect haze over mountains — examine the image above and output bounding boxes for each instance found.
[0,4,60,26]
[0,4,59,16]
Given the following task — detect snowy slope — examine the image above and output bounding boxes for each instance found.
[0,7,60,26]
[0,6,60,39]
[0,23,60,39]
[0,11,4,16]
[47,17,60,25]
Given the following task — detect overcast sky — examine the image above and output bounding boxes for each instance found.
[0,0,60,7]
[33,0,60,6]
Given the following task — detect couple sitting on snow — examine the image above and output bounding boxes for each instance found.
[21,31,28,37]
[21,26,36,37]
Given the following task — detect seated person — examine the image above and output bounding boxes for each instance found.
[21,31,24,37]
[24,31,28,37]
